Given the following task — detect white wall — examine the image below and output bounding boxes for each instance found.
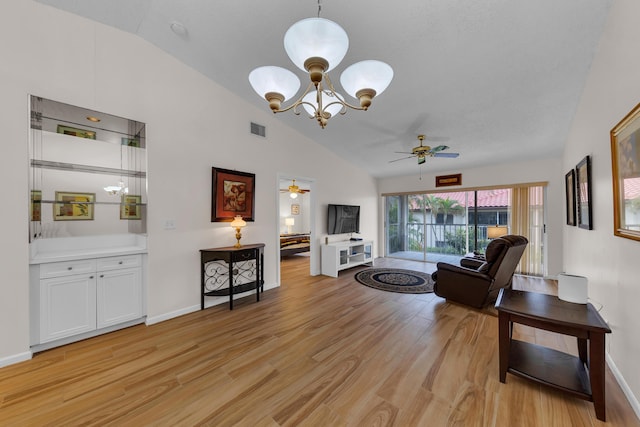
[0,1,377,365]
[563,0,640,413]
[377,156,563,277]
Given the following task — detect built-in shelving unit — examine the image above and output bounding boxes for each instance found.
[28,96,148,352]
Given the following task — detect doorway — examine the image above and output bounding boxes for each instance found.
[277,175,316,285]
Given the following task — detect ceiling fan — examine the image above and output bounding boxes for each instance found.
[390,134,459,165]
[280,179,310,199]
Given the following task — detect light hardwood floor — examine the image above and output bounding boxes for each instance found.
[1,255,638,426]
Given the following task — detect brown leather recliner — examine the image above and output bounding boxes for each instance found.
[432,235,529,308]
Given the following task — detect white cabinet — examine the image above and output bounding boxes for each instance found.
[321,240,373,277]
[97,256,143,328]
[32,254,144,347]
[40,273,97,343]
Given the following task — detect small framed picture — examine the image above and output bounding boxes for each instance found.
[291,204,300,215]
[576,156,593,230]
[435,173,462,187]
[565,170,576,226]
[54,191,95,221]
[56,124,96,139]
[120,195,142,220]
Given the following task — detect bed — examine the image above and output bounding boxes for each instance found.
[280,233,311,257]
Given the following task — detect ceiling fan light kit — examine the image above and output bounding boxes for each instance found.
[248,2,393,129]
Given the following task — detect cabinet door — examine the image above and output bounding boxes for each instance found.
[40,274,97,343]
[339,248,349,266]
[364,243,373,261]
[97,268,142,328]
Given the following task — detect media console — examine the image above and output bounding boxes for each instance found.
[321,240,373,277]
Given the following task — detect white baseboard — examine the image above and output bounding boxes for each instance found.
[607,353,640,421]
[0,351,32,368]
[146,305,199,325]
[146,282,279,325]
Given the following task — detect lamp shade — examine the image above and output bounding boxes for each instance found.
[230,215,246,228]
[289,192,298,199]
[284,18,349,72]
[557,273,588,304]
[340,60,393,99]
[302,91,345,118]
[285,218,295,226]
[248,66,301,101]
[487,225,508,239]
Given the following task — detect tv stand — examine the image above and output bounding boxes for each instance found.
[321,240,373,277]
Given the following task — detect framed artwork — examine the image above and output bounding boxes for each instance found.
[576,156,592,230]
[565,170,576,226]
[611,101,640,241]
[435,173,462,187]
[53,191,95,221]
[31,190,42,221]
[56,124,96,139]
[120,195,142,220]
[211,167,255,222]
[291,204,300,215]
[121,137,141,147]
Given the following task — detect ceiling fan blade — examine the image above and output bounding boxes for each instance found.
[394,151,414,155]
[389,155,415,163]
[429,145,450,153]
[433,152,460,158]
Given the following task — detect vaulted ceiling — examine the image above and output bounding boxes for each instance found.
[36,0,612,178]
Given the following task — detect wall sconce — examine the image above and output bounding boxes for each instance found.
[230,215,246,248]
[285,217,295,234]
[487,225,508,239]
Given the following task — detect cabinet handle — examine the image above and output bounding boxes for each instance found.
[89,276,94,279]
[119,261,123,264]
[67,267,73,270]
[100,275,104,278]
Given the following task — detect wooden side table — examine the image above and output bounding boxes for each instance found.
[200,243,264,310]
[495,288,611,421]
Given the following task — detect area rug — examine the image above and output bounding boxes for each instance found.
[354,268,434,294]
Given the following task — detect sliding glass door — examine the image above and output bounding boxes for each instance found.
[384,184,546,275]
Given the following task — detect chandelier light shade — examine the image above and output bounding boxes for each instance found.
[284,18,349,72]
[340,60,394,108]
[249,66,301,110]
[248,6,392,129]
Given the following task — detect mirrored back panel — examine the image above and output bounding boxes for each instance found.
[29,96,147,241]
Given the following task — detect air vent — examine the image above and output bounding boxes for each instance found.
[250,122,266,137]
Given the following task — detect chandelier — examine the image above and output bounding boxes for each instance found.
[248,1,393,129]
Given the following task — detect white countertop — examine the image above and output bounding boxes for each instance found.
[30,234,147,264]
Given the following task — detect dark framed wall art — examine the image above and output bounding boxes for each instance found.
[211,167,255,222]
[576,156,593,230]
[610,101,640,241]
[565,169,576,226]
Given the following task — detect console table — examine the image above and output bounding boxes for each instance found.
[200,243,264,310]
[495,289,611,421]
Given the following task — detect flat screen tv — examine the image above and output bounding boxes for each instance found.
[327,204,360,235]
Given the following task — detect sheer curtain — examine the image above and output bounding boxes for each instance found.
[510,185,545,276]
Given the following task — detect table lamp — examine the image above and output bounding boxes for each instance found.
[285,217,295,234]
[230,215,246,248]
[487,225,508,239]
